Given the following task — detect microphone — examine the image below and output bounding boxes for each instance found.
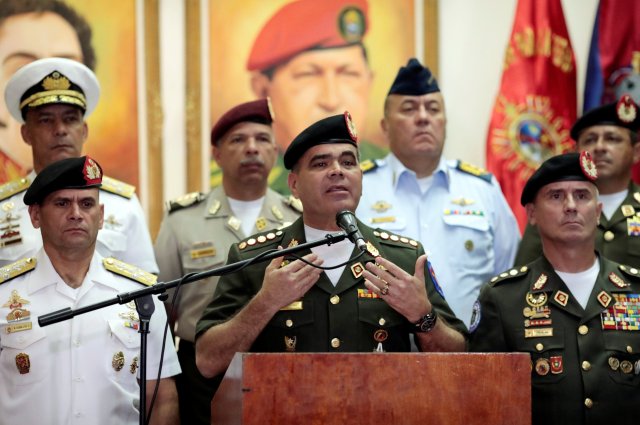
[336,210,367,252]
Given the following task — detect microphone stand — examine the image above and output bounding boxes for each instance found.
[38,231,349,425]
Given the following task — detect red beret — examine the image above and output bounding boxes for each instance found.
[210,99,274,145]
[247,0,368,72]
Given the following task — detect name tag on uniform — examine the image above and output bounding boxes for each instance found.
[280,301,303,311]
[5,322,32,334]
[371,216,396,224]
[190,247,216,259]
[525,328,553,338]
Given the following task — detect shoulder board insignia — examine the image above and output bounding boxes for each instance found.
[372,229,418,249]
[618,264,640,279]
[102,258,157,286]
[0,177,31,202]
[360,159,378,173]
[238,230,285,251]
[284,195,303,213]
[0,257,37,284]
[100,176,136,199]
[166,192,205,213]
[456,160,492,183]
[489,266,529,286]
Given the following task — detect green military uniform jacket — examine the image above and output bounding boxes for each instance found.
[515,182,640,266]
[469,255,640,425]
[196,217,467,352]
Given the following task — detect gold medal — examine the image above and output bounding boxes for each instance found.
[526,292,548,307]
[373,329,388,343]
[535,358,550,376]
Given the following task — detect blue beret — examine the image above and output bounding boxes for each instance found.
[283,112,359,170]
[520,152,597,206]
[387,58,440,96]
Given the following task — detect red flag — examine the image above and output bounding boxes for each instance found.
[486,0,577,231]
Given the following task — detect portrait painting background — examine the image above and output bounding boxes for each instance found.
[208,0,417,187]
[0,0,139,187]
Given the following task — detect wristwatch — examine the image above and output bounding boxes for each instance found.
[414,310,438,333]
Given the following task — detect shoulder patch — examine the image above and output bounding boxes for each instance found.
[166,192,205,213]
[101,176,136,199]
[0,257,36,284]
[0,176,31,202]
[238,230,286,252]
[489,266,529,286]
[456,160,492,183]
[102,258,157,286]
[372,229,419,249]
[618,264,640,279]
[283,195,303,213]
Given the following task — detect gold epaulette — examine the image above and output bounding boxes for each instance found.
[456,160,492,183]
[618,264,640,279]
[102,258,157,286]
[0,257,36,284]
[0,176,31,202]
[489,266,529,287]
[166,192,205,213]
[360,159,379,173]
[237,230,285,251]
[284,195,303,213]
[372,229,419,249]
[101,176,136,199]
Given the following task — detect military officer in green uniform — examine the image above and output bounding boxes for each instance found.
[195,111,467,379]
[516,94,640,267]
[155,99,301,425]
[470,152,640,425]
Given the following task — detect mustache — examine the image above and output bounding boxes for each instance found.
[240,156,265,166]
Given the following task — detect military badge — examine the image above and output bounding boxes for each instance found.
[104,214,122,230]
[468,300,481,333]
[284,336,296,352]
[371,200,392,213]
[553,291,569,307]
[130,356,139,374]
[550,356,563,374]
[271,205,284,221]
[621,204,636,217]
[621,360,634,374]
[601,293,640,330]
[15,353,30,374]
[337,5,366,44]
[532,273,548,290]
[350,262,364,279]
[365,241,379,257]
[427,260,445,299]
[373,329,388,343]
[112,351,125,372]
[579,151,598,181]
[83,156,102,185]
[208,199,221,215]
[627,216,640,236]
[526,292,548,307]
[227,216,241,231]
[3,289,29,310]
[344,111,358,142]
[608,272,628,288]
[525,328,553,338]
[255,217,267,231]
[523,305,551,319]
[616,94,637,123]
[534,358,550,376]
[608,356,620,371]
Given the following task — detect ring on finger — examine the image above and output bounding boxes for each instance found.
[380,283,389,296]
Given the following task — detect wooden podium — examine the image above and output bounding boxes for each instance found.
[211,352,531,424]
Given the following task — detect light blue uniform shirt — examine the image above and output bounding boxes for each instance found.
[357,154,520,325]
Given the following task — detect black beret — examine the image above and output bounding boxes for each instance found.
[210,98,273,145]
[24,156,103,205]
[283,111,359,170]
[520,152,597,206]
[571,94,640,141]
[387,58,440,96]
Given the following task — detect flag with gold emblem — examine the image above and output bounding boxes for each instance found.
[485,0,577,231]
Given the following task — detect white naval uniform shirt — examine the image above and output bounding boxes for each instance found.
[0,171,159,273]
[0,249,180,425]
[357,154,520,325]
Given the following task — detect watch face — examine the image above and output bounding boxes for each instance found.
[416,312,437,333]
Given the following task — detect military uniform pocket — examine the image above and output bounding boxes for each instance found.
[603,331,640,386]
[512,327,567,384]
[0,326,47,385]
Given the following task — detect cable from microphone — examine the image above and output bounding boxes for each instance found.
[336,210,367,252]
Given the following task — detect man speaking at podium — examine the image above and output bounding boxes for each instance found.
[195,112,467,379]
